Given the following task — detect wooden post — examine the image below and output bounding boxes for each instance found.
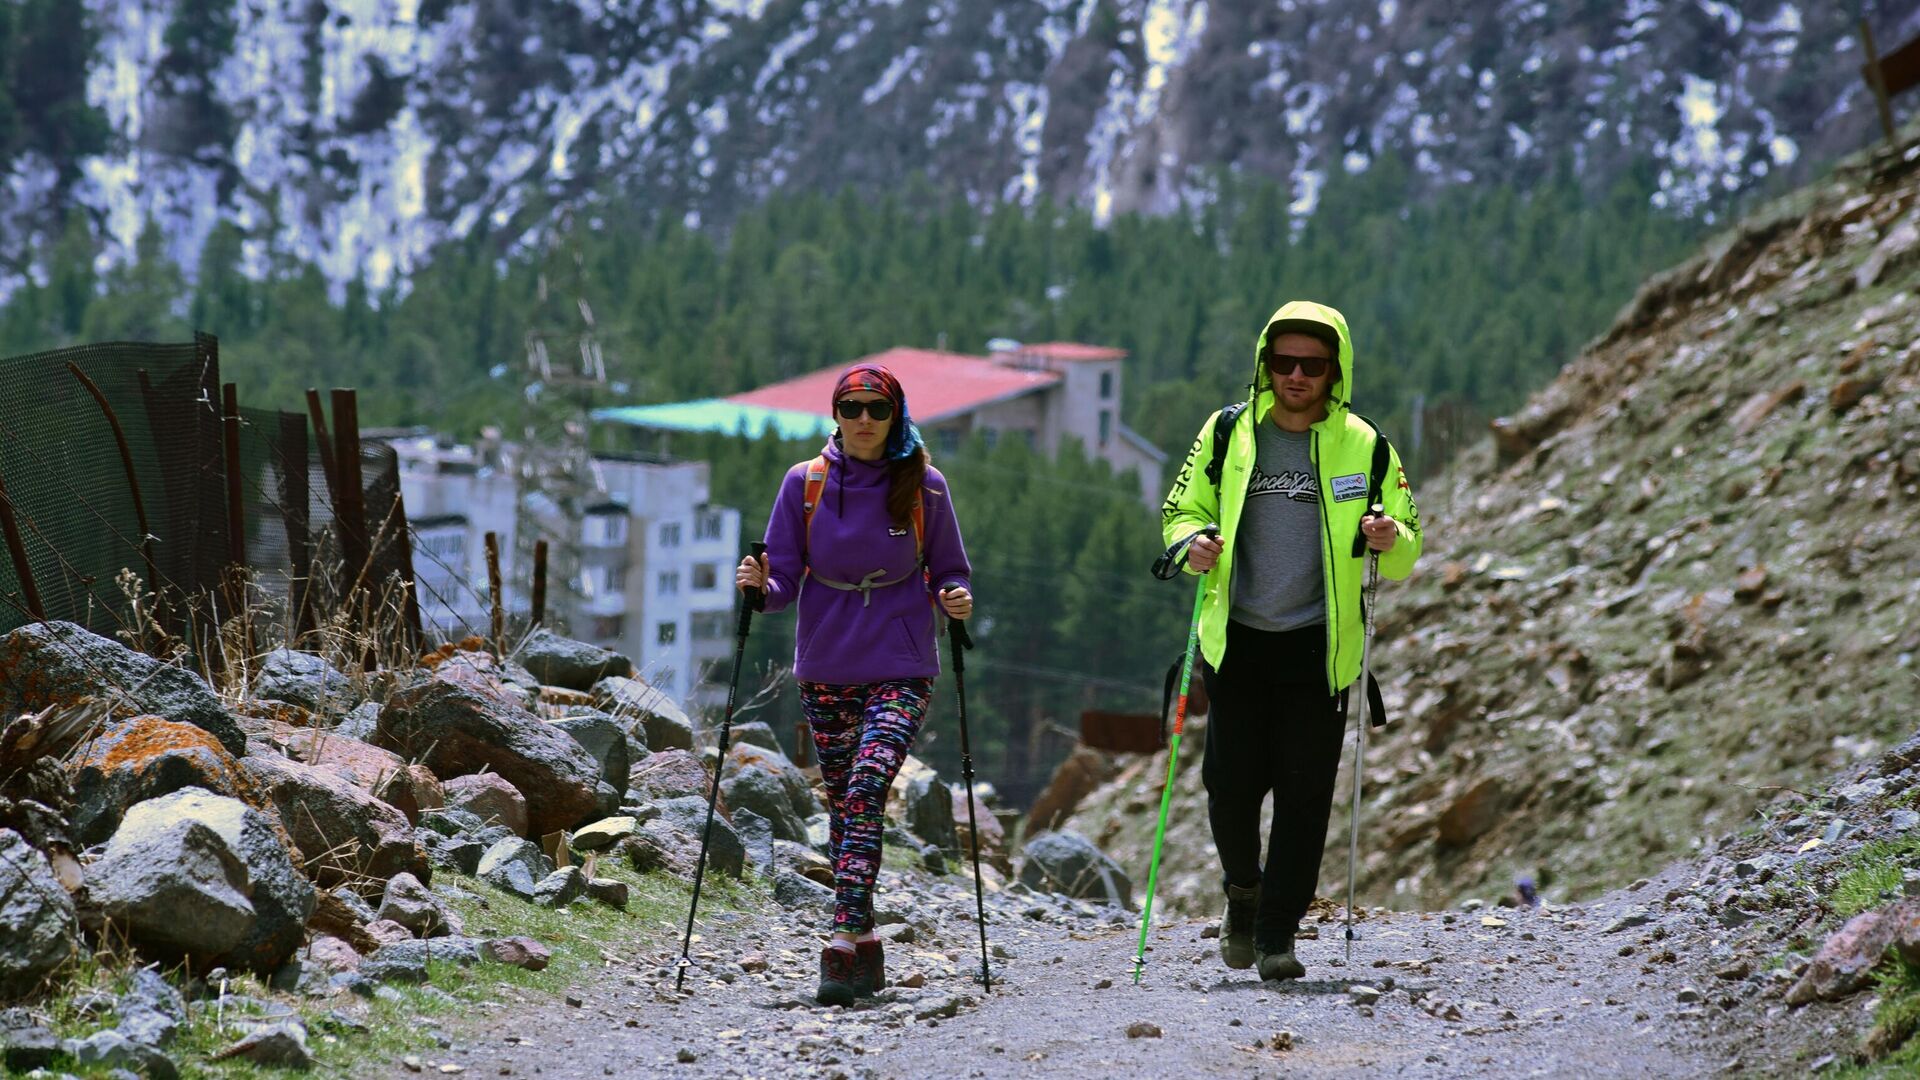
[1863,19,1898,145]
[485,530,504,657]
[280,411,315,646]
[305,389,338,504]
[530,539,548,628]
[0,465,45,622]
[221,383,250,662]
[331,389,369,598]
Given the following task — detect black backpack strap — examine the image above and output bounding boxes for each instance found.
[1349,413,1394,558]
[1204,401,1249,489]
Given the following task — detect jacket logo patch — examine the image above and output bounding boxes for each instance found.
[1330,473,1368,502]
[888,526,909,537]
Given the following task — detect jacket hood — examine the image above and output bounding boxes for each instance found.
[1252,300,1354,423]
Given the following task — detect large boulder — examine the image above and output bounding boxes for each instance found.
[621,796,744,880]
[251,649,358,715]
[1019,830,1134,910]
[725,742,820,821]
[116,788,314,974]
[721,766,807,844]
[952,785,1009,874]
[517,629,633,691]
[593,676,693,751]
[241,754,428,888]
[1023,747,1117,838]
[552,711,630,793]
[476,838,551,900]
[115,967,186,1049]
[0,621,245,756]
[87,807,256,965]
[443,774,529,838]
[903,773,958,856]
[1788,901,1916,1005]
[375,676,601,836]
[376,872,453,937]
[67,716,261,848]
[0,829,76,998]
[629,749,718,804]
[256,721,442,826]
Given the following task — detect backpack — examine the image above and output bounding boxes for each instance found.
[1171,401,1394,729]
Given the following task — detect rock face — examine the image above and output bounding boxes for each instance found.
[251,649,358,714]
[0,621,245,756]
[1019,830,1133,910]
[443,774,529,838]
[67,716,259,847]
[621,796,745,880]
[1024,747,1117,837]
[630,749,718,804]
[1787,901,1917,1006]
[1437,777,1507,849]
[552,711,631,794]
[0,829,76,999]
[952,785,1009,873]
[594,676,693,751]
[903,773,959,855]
[376,675,601,836]
[88,808,257,964]
[114,788,314,974]
[241,753,428,888]
[722,766,807,844]
[517,629,633,690]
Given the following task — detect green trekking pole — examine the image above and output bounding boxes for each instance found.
[1134,523,1218,984]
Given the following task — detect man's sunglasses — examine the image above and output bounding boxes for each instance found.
[835,399,895,421]
[1266,353,1332,378]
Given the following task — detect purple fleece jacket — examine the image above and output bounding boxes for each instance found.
[759,438,972,685]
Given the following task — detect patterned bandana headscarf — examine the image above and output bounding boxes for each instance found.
[831,363,924,462]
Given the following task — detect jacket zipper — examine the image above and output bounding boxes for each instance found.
[1312,427,1340,695]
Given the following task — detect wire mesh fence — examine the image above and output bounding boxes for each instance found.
[0,333,424,670]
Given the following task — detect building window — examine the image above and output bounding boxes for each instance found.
[587,515,628,546]
[659,522,682,547]
[656,670,676,692]
[695,511,722,540]
[982,428,998,450]
[937,428,961,455]
[1019,429,1036,451]
[592,615,624,640]
[1098,410,1111,446]
[657,571,680,595]
[657,621,677,645]
[606,566,627,592]
[1099,370,1113,399]
[692,611,731,640]
[692,563,718,590]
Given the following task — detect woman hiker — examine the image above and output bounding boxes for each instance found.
[735,361,974,1006]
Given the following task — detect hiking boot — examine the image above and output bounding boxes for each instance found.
[816,945,866,1006]
[1220,883,1259,970]
[854,939,886,995]
[1256,941,1306,982]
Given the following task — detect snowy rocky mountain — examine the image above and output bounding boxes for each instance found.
[10,0,1914,293]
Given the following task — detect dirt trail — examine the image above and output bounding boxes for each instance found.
[433,870,1716,1079]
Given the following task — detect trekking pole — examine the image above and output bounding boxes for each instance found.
[1134,523,1219,984]
[946,614,992,991]
[1345,509,1383,965]
[676,540,766,991]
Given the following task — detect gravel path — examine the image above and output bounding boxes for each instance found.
[434,873,1719,1079]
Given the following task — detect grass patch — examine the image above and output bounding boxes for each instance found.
[1833,837,1920,919]
[17,861,762,1077]
[1826,959,1920,1078]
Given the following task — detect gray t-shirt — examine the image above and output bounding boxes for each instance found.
[1229,420,1325,632]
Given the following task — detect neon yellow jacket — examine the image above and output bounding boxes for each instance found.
[1160,300,1423,693]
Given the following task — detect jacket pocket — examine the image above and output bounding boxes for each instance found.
[889,616,924,663]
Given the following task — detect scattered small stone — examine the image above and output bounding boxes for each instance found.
[1093,978,1112,989]
[566,994,584,1008]
[1350,985,1383,1006]
[1272,1030,1295,1051]
[1676,987,1704,1004]
[1126,1022,1162,1039]
[676,1048,697,1063]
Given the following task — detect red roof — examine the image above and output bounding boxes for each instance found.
[728,347,1062,422]
[1018,342,1129,362]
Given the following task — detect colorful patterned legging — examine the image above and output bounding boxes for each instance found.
[798,678,934,933]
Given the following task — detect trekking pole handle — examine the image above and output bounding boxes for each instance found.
[1151,523,1219,580]
[737,541,768,638]
[1353,503,1386,558]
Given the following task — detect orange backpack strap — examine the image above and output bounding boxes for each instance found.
[801,455,829,546]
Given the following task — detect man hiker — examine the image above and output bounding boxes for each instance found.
[1160,300,1423,980]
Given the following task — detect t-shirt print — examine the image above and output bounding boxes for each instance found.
[1246,466,1318,504]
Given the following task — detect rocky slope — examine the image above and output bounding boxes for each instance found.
[1064,120,1920,919]
[10,0,1902,293]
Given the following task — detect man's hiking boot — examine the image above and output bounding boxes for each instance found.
[854,939,886,994]
[1256,941,1306,982]
[816,944,867,1006]
[1220,883,1260,969]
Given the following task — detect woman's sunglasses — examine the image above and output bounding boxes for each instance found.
[835,399,895,421]
[1266,353,1331,379]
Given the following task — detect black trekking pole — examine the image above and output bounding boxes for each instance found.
[675,540,766,991]
[946,614,992,991]
[1345,508,1383,965]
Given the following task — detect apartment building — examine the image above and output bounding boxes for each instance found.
[386,434,741,712]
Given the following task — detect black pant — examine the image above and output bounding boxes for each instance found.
[1201,620,1347,950]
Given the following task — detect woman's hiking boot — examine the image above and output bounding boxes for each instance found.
[855,939,886,994]
[1220,883,1260,969]
[816,944,867,1006]
[1256,939,1306,981]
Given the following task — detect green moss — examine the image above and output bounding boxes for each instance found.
[1833,837,1920,919]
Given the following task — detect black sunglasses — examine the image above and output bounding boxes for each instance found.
[1267,353,1332,378]
[835,399,895,421]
